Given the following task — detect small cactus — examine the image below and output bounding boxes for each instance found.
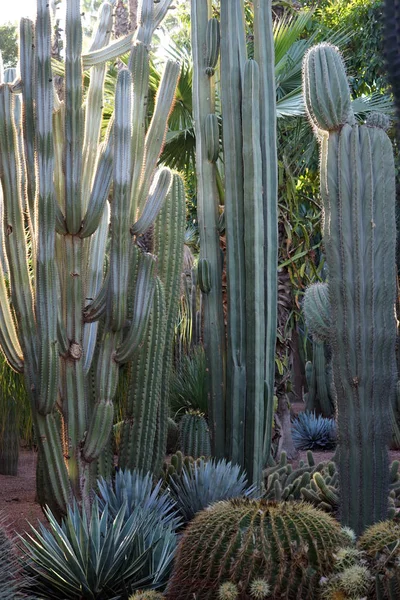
[218,582,239,600]
[333,548,363,572]
[249,579,271,599]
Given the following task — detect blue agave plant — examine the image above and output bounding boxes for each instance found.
[292,411,337,451]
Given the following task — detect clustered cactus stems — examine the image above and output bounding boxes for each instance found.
[166,498,347,600]
[264,452,400,517]
[179,410,211,458]
[302,43,397,534]
[0,0,181,511]
[0,399,19,476]
[191,0,278,485]
[358,520,400,599]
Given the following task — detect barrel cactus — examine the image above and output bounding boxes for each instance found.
[358,520,400,599]
[166,499,347,599]
[303,43,397,534]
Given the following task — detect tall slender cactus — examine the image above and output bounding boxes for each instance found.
[191,0,278,484]
[191,0,226,458]
[303,43,397,533]
[0,0,179,512]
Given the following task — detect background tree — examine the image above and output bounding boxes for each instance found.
[0,24,18,69]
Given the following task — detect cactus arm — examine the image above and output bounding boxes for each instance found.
[81,32,135,68]
[0,256,24,372]
[82,207,110,374]
[242,59,265,483]
[19,18,36,227]
[64,0,83,234]
[35,0,59,415]
[80,129,113,239]
[53,101,66,220]
[191,0,226,458]
[81,1,113,214]
[119,277,167,472]
[108,68,132,332]
[128,42,150,223]
[131,168,172,236]
[116,252,156,364]
[82,330,119,461]
[220,0,247,464]
[137,61,180,214]
[253,0,279,464]
[153,0,174,34]
[0,85,37,384]
[83,270,109,324]
[152,174,186,471]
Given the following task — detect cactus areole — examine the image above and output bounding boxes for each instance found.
[0,0,180,512]
[303,43,397,534]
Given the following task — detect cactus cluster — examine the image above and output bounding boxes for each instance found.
[166,498,347,600]
[302,43,397,533]
[264,452,400,517]
[358,520,400,599]
[191,0,278,483]
[0,0,184,511]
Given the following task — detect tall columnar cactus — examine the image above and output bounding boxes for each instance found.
[0,0,180,512]
[191,0,278,484]
[166,499,347,600]
[191,1,226,458]
[118,174,185,474]
[302,43,397,533]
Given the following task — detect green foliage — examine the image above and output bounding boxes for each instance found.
[178,410,211,458]
[314,0,385,95]
[166,499,347,600]
[169,458,255,523]
[169,346,208,417]
[21,498,165,599]
[0,24,18,69]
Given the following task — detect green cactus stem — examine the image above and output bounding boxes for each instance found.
[303,43,397,534]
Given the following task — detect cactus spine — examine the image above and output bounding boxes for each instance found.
[191,0,278,484]
[0,0,179,512]
[303,43,397,533]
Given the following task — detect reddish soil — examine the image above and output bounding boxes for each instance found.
[0,450,44,538]
[2,433,400,539]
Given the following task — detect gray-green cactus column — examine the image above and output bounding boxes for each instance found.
[0,0,180,513]
[191,0,226,458]
[303,43,397,533]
